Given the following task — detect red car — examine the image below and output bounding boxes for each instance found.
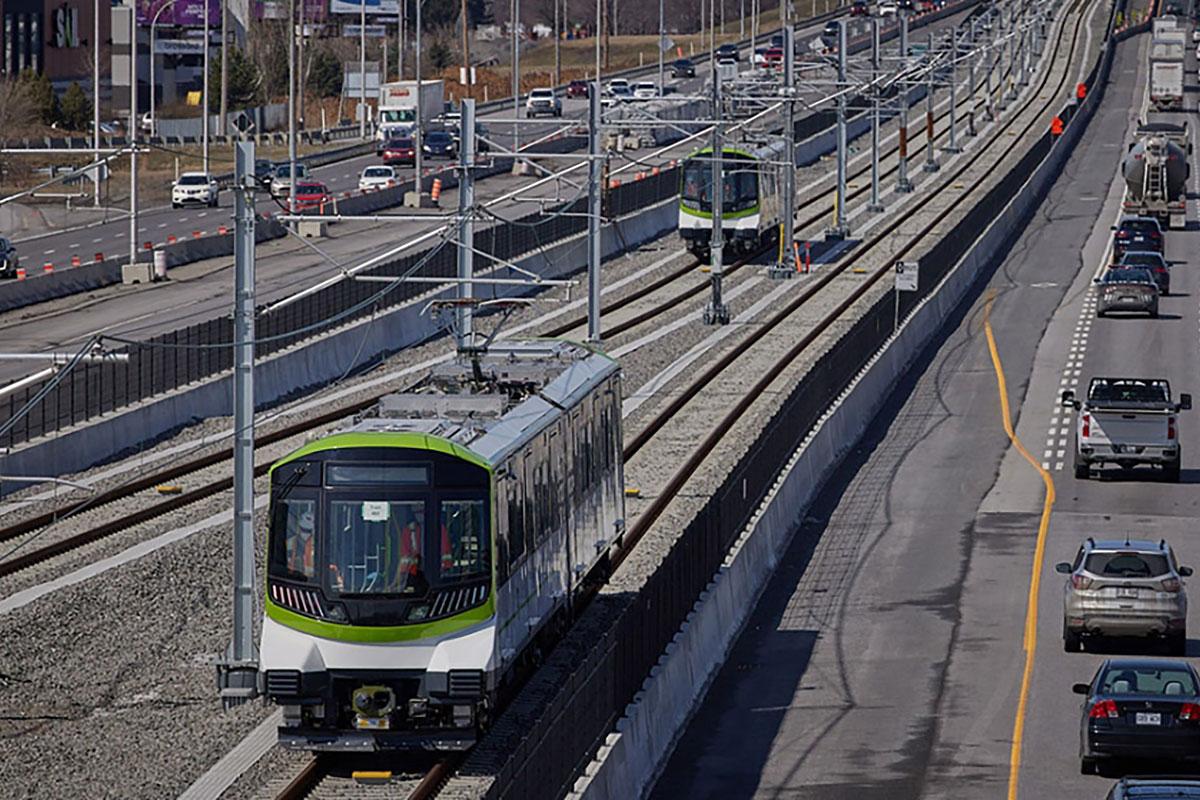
[291,181,330,211]
[566,79,589,98]
[764,47,784,68]
[381,137,416,166]
[850,0,869,15]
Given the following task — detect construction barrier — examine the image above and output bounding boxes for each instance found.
[431,178,443,202]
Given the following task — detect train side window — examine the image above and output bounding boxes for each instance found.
[523,450,536,556]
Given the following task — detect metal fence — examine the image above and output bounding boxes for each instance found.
[0,167,680,450]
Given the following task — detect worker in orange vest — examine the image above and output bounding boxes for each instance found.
[398,518,423,576]
[288,508,316,578]
[1050,116,1065,137]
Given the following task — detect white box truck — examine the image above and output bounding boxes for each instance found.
[376,80,445,144]
[1150,31,1185,110]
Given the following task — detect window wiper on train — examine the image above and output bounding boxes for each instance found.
[272,464,310,502]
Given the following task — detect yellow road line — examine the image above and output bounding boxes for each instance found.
[982,289,1057,800]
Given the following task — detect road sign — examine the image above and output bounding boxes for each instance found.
[894,261,918,292]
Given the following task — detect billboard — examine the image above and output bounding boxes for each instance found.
[255,0,327,21]
[137,0,222,27]
[329,0,399,16]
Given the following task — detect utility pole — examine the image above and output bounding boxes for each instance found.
[202,0,210,172]
[587,83,602,341]
[512,0,520,153]
[896,8,913,193]
[555,0,562,88]
[220,0,228,138]
[458,99,476,348]
[922,32,938,172]
[399,0,406,80]
[93,0,100,207]
[704,79,729,325]
[406,0,430,207]
[828,20,849,238]
[298,0,306,127]
[216,140,260,709]
[771,19,796,277]
[129,9,139,269]
[288,0,297,222]
[462,0,473,96]
[658,0,665,92]
[868,17,884,212]
[360,0,367,137]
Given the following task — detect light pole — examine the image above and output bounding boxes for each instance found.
[92,0,100,206]
[220,0,227,137]
[288,0,297,221]
[658,0,664,92]
[359,0,367,137]
[149,0,179,141]
[398,0,405,80]
[129,8,139,271]
[511,0,520,153]
[203,0,210,172]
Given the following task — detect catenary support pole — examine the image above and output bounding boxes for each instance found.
[829,19,849,237]
[922,32,938,172]
[947,26,961,152]
[772,19,796,277]
[457,99,475,348]
[868,17,884,212]
[216,140,260,708]
[587,84,602,341]
[968,17,978,135]
[203,0,210,172]
[360,0,367,137]
[288,0,297,224]
[896,8,913,192]
[704,79,729,325]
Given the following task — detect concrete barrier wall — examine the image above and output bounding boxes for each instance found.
[0,196,678,481]
[567,13,1117,800]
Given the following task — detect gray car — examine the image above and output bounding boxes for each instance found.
[1096,267,1159,317]
[1057,537,1191,654]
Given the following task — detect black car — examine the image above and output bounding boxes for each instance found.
[254,158,274,185]
[1105,777,1200,798]
[1120,250,1171,295]
[770,32,785,48]
[672,58,696,78]
[823,20,842,41]
[716,44,739,62]
[0,237,18,279]
[851,0,869,14]
[1113,215,1165,259]
[423,130,456,159]
[898,0,914,8]
[1076,659,1200,775]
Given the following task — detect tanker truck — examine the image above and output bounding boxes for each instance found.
[1122,121,1191,230]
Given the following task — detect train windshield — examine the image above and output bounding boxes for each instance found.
[680,153,759,213]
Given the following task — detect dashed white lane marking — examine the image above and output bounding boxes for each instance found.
[92,237,104,243]
[43,249,54,254]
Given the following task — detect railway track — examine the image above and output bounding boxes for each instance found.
[272,755,456,800]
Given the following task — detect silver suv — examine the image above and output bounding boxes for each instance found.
[1057,538,1191,654]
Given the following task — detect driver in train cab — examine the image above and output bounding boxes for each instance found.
[397,513,423,577]
[287,507,316,579]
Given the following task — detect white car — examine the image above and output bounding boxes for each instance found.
[878,0,898,13]
[269,163,310,197]
[1193,27,1200,42]
[525,88,563,117]
[632,81,659,99]
[171,172,219,208]
[606,78,631,96]
[358,165,397,192]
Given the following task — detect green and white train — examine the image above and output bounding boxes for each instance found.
[678,139,789,263]
[260,340,625,751]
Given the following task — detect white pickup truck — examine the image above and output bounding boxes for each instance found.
[1063,378,1191,481]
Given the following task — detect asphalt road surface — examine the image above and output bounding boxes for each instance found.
[650,23,1195,800]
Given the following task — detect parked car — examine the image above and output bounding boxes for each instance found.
[566,79,589,98]
[716,43,740,62]
[171,172,219,208]
[1105,777,1200,798]
[1119,250,1171,295]
[1095,267,1160,317]
[1113,215,1164,259]
[358,165,398,192]
[381,137,416,166]
[0,237,19,279]
[671,58,696,78]
[632,81,659,100]
[525,87,563,118]
[269,163,309,197]
[1076,658,1200,775]
[423,130,457,159]
[1057,537,1190,653]
[290,181,330,211]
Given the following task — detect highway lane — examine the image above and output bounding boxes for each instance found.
[9,6,942,268]
[649,7,1138,799]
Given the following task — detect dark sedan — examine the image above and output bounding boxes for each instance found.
[1077,659,1200,775]
[851,0,869,14]
[1120,250,1171,295]
[566,79,589,98]
[381,137,416,166]
[716,44,740,62]
[672,58,696,78]
[423,130,456,159]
